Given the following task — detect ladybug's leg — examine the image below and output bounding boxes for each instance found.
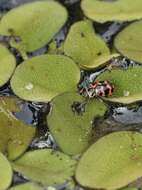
[79,88,85,94]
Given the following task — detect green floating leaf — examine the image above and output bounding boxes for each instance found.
[0,152,12,190]
[12,149,77,186]
[11,55,80,102]
[121,188,138,190]
[97,66,142,104]
[9,182,43,190]
[64,21,117,69]
[76,131,142,190]
[115,20,142,63]
[0,1,67,54]
[0,44,16,86]
[47,92,107,156]
[81,0,142,23]
[0,96,35,160]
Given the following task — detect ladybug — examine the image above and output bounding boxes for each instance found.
[90,80,114,97]
[78,80,114,98]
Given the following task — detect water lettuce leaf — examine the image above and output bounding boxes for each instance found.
[0,44,16,86]
[0,1,67,55]
[11,55,80,102]
[97,66,142,104]
[0,152,12,190]
[47,92,107,155]
[64,21,115,69]
[12,149,76,186]
[76,131,142,189]
[81,0,142,23]
[115,20,142,63]
[0,97,35,160]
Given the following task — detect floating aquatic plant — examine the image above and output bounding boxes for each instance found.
[0,97,35,160]
[9,182,43,190]
[12,149,77,186]
[97,66,142,104]
[64,21,118,69]
[115,20,142,63]
[0,152,12,190]
[76,131,142,189]
[11,55,80,102]
[0,1,67,57]
[81,0,142,23]
[0,44,16,86]
[47,92,107,155]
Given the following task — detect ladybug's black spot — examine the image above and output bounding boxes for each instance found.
[99,92,103,96]
[104,88,110,95]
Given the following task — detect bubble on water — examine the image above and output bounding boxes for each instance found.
[25,82,34,90]
[123,90,130,97]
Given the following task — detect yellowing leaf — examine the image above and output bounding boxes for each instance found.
[0,97,35,160]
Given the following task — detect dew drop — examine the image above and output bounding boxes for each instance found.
[25,82,34,90]
[47,186,56,190]
[123,90,130,97]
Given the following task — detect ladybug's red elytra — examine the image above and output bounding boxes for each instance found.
[78,80,114,98]
[90,80,114,97]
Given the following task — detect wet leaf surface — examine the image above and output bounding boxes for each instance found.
[64,21,115,69]
[76,131,142,190]
[0,1,67,54]
[12,149,77,186]
[0,97,35,160]
[0,44,16,87]
[0,152,12,190]
[97,66,142,104]
[47,92,107,156]
[81,0,142,23]
[115,21,142,63]
[11,54,80,102]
